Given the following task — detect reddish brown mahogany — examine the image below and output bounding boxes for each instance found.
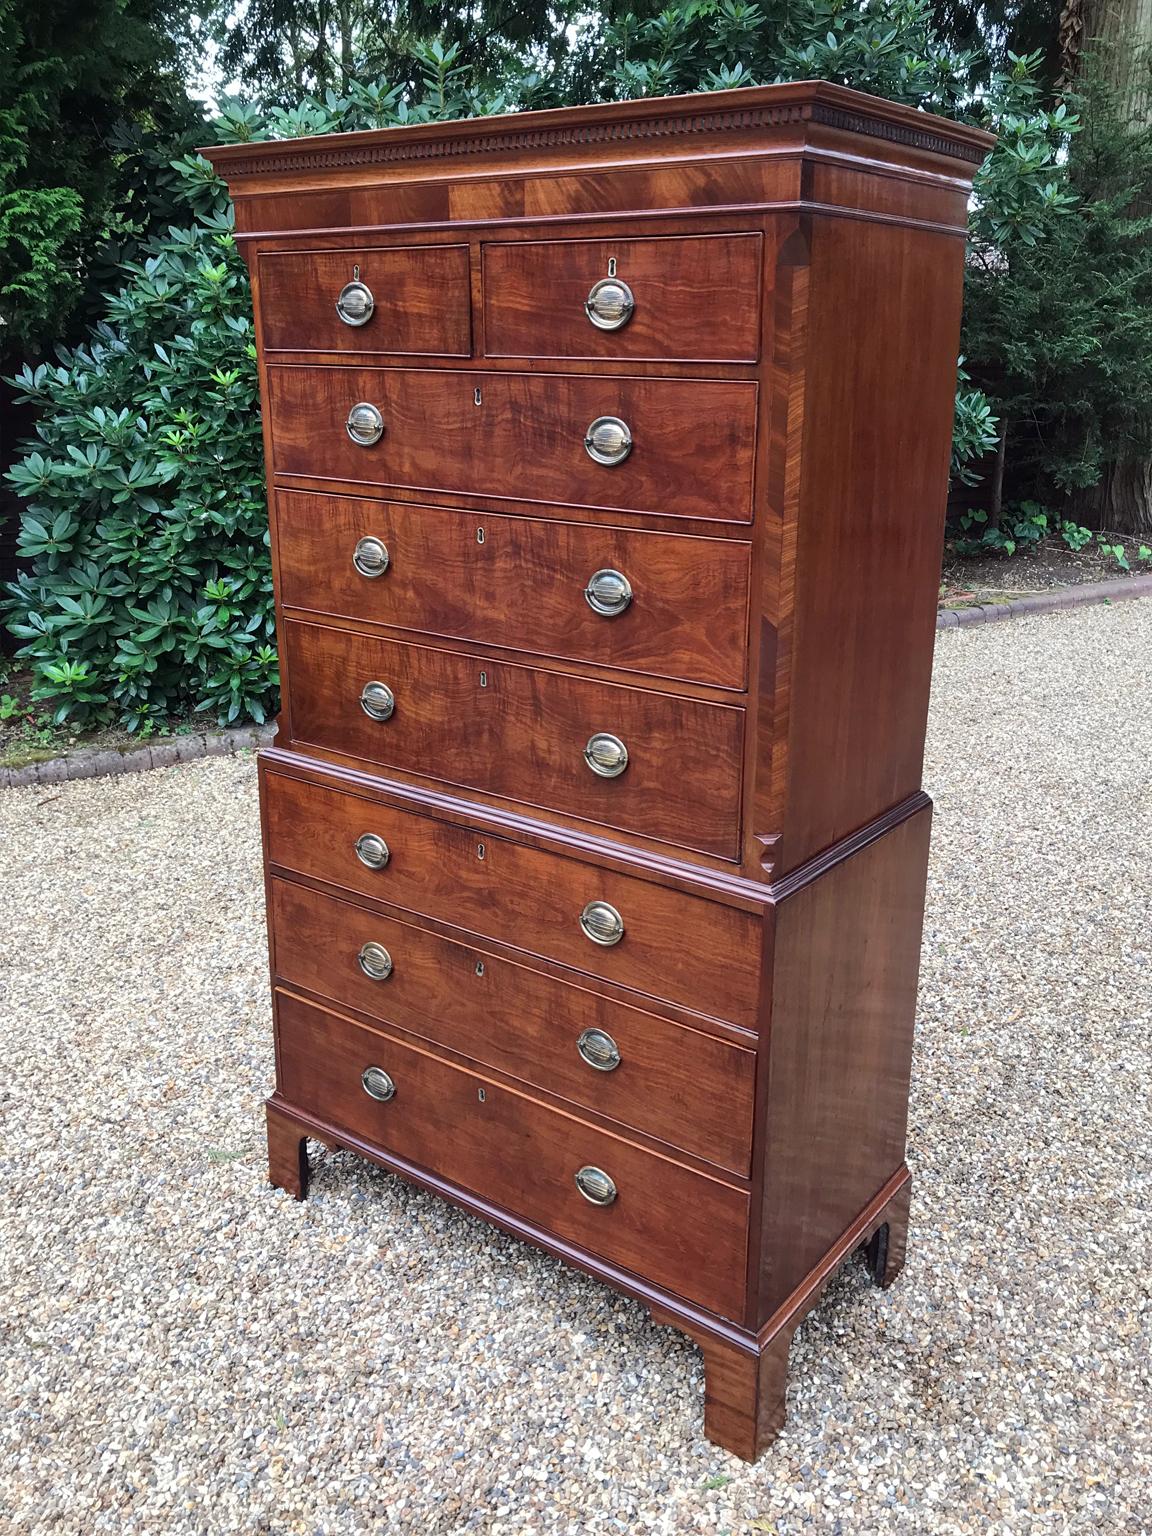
[205,79,991,1460]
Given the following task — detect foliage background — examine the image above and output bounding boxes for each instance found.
[2,0,1150,729]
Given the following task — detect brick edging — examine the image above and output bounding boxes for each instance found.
[937,572,1152,630]
[0,724,276,791]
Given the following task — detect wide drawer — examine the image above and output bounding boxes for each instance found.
[265,365,758,523]
[256,243,471,355]
[275,990,749,1316]
[270,879,756,1173]
[262,769,763,1029]
[282,619,745,859]
[274,491,751,689]
[483,233,763,362]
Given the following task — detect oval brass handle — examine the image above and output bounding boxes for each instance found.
[584,568,632,617]
[354,832,390,870]
[584,416,632,466]
[360,680,395,721]
[336,280,375,327]
[584,733,628,778]
[347,402,384,445]
[585,277,635,332]
[357,941,393,980]
[361,1065,395,1100]
[577,1027,621,1072]
[580,900,625,947]
[574,1165,617,1206]
[352,535,390,578]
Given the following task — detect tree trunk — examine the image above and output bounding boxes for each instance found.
[1060,4,1152,531]
[1083,457,1152,536]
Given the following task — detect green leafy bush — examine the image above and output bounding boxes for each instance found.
[3,177,273,729]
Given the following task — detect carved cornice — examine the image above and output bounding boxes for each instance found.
[207,95,990,181]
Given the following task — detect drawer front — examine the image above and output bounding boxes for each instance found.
[275,492,751,689]
[263,770,763,1029]
[483,233,763,362]
[270,879,755,1173]
[266,366,758,523]
[256,244,471,356]
[275,990,749,1316]
[283,620,745,859]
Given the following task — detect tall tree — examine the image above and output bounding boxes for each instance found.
[199,0,587,106]
[1059,5,1152,531]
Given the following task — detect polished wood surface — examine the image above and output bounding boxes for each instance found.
[257,242,471,355]
[274,990,750,1316]
[269,877,756,1172]
[756,806,930,1318]
[282,618,746,858]
[482,232,763,361]
[262,767,763,1027]
[207,82,989,1459]
[265,365,759,522]
[274,490,752,688]
[761,219,967,874]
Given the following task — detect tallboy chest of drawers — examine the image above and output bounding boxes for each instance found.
[204,83,992,1459]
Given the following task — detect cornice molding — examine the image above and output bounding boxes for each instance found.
[205,93,991,182]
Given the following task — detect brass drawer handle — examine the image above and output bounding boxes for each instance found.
[580,900,624,947]
[336,280,375,327]
[584,568,632,617]
[360,680,395,721]
[352,535,390,578]
[584,416,632,466]
[361,1065,395,1101]
[346,401,384,445]
[577,1027,621,1072]
[574,1165,617,1206]
[357,941,393,981]
[585,277,634,331]
[584,732,628,778]
[354,832,390,870]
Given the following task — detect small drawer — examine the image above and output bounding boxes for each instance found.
[256,243,471,355]
[275,491,751,690]
[483,233,763,362]
[282,619,745,860]
[275,989,749,1316]
[270,879,756,1173]
[262,769,763,1030]
[266,365,758,524]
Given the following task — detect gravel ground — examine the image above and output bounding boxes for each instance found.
[2,600,1150,1535]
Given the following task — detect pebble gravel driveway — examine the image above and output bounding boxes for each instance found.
[1,600,1150,1535]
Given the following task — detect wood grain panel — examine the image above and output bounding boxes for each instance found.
[262,767,764,1028]
[767,216,965,872]
[282,619,746,859]
[482,232,762,361]
[274,491,751,689]
[275,990,749,1316]
[266,365,758,522]
[269,878,755,1172]
[257,243,471,354]
[757,807,930,1320]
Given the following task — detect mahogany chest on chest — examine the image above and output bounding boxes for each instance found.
[205,83,991,1459]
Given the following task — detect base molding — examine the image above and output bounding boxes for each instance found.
[650,1168,910,1459]
[265,1098,910,1460]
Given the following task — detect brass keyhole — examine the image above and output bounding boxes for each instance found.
[607,256,617,277]
[477,843,485,860]
[475,960,485,977]
[476,527,485,545]
[478,1088,486,1102]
